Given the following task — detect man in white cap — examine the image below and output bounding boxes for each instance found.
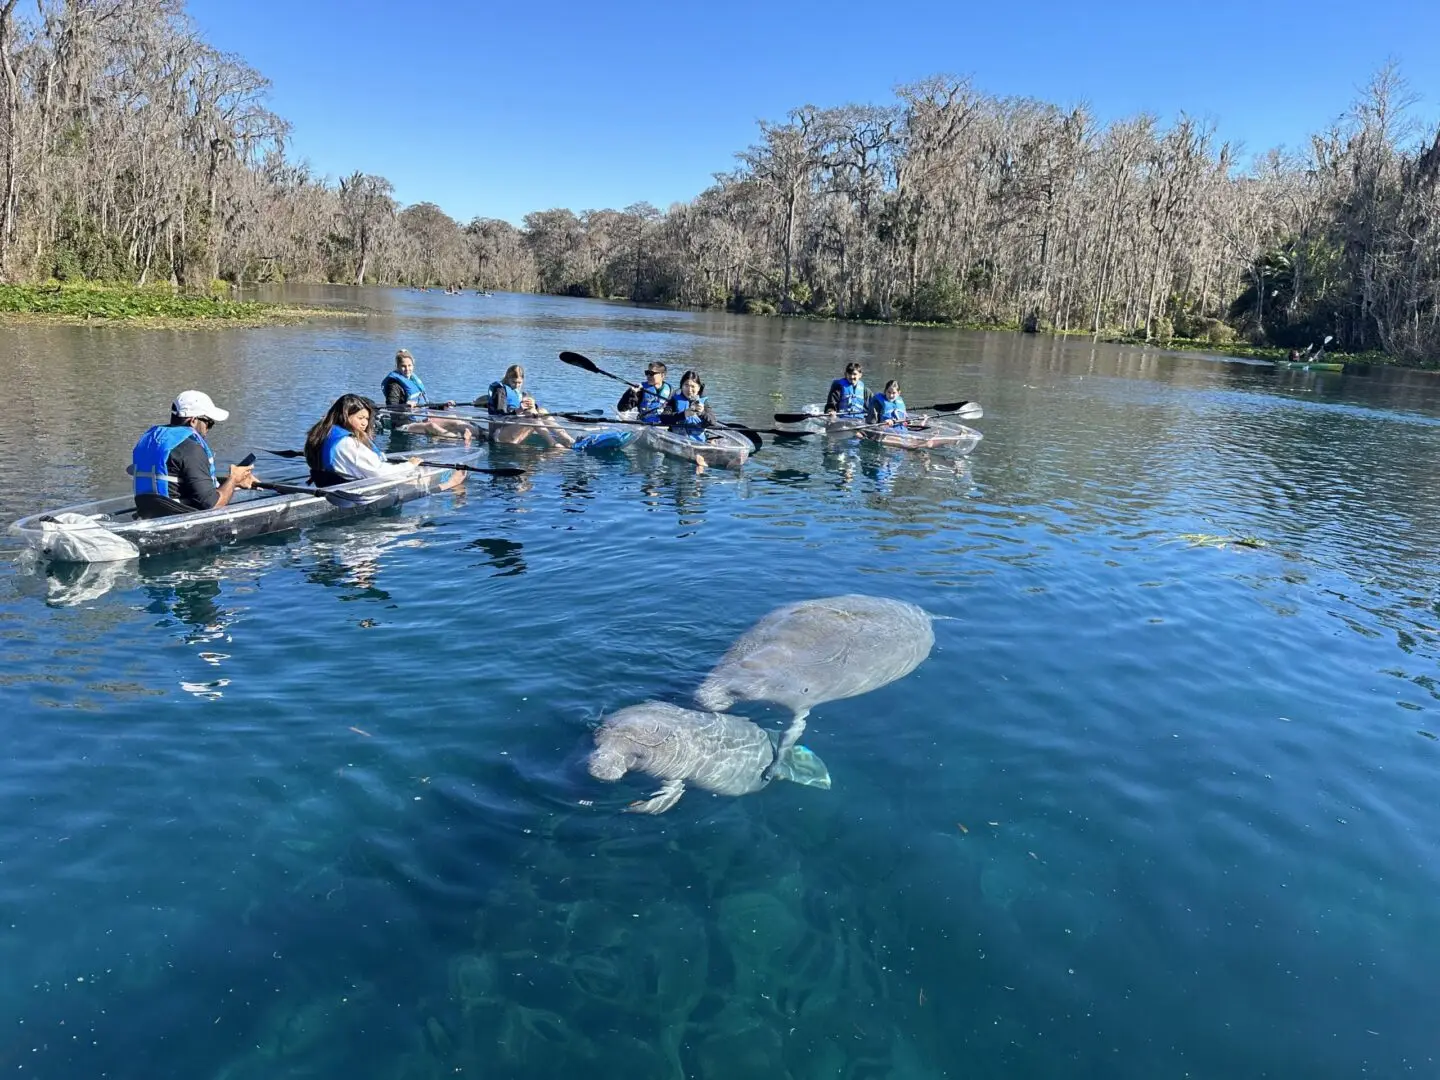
[131,390,259,518]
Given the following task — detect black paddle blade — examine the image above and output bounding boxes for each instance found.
[773,412,820,424]
[558,350,600,374]
[262,447,306,458]
[931,400,973,413]
[418,462,525,477]
[732,426,764,453]
[556,411,612,425]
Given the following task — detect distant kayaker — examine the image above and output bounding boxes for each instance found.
[1287,349,1301,363]
[868,380,909,427]
[304,393,465,490]
[131,390,259,519]
[825,362,867,419]
[382,349,472,443]
[480,364,574,448]
[616,361,673,423]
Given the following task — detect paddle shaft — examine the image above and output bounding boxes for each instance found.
[774,399,978,424]
[257,448,524,476]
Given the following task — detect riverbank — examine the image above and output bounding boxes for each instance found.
[0,282,354,328]
[774,308,1404,368]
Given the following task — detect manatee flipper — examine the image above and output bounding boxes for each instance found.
[770,744,831,789]
[760,709,809,783]
[627,778,686,815]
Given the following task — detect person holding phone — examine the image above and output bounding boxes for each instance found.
[131,390,259,518]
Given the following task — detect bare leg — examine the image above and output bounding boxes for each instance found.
[627,778,686,814]
[694,453,707,474]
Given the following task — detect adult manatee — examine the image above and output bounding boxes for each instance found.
[694,594,936,773]
[587,701,831,815]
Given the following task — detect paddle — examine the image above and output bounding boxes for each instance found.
[558,351,766,452]
[259,449,526,477]
[254,479,374,503]
[555,411,811,440]
[558,350,637,387]
[774,400,983,424]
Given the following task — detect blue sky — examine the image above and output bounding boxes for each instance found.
[188,0,1440,226]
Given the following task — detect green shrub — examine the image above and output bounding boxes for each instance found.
[1152,316,1174,341]
[1201,318,1237,344]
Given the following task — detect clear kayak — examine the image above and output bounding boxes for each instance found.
[858,418,984,453]
[641,425,753,469]
[9,447,482,563]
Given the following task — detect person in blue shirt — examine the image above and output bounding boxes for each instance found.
[825,362,867,419]
[131,390,258,518]
[868,380,909,427]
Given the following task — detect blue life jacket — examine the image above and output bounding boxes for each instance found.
[489,380,522,415]
[383,371,427,408]
[831,377,867,418]
[311,425,353,487]
[637,381,672,423]
[871,392,907,425]
[670,392,708,438]
[132,425,214,499]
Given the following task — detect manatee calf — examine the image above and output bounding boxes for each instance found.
[587,701,831,814]
[694,594,936,774]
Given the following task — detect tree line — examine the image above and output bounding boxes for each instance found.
[3,1,1438,361]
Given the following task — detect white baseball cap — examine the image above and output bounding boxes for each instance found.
[172,390,230,423]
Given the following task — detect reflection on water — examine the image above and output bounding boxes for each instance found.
[2,291,1440,1079]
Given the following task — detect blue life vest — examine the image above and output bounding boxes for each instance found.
[637,381,672,423]
[671,392,708,439]
[306,424,357,487]
[831,377,867,418]
[383,371,427,408]
[871,392,907,425]
[489,380,522,415]
[132,425,214,499]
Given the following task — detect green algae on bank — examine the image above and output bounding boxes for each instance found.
[0,282,356,328]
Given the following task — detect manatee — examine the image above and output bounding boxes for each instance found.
[587,701,831,814]
[694,594,936,771]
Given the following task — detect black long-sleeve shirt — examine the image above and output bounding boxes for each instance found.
[134,434,221,518]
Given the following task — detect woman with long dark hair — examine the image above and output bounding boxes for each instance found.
[304,394,464,490]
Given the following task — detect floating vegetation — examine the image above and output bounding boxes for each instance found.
[1172,532,1268,550]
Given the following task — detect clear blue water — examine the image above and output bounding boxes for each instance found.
[2,289,1439,1078]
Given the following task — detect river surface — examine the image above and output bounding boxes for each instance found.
[2,287,1439,1079]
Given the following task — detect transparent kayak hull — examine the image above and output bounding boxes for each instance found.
[641,426,752,469]
[9,447,482,563]
[858,419,984,453]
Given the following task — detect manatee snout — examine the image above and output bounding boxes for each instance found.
[692,683,734,711]
[586,739,635,781]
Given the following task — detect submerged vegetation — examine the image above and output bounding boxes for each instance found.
[0,4,1438,362]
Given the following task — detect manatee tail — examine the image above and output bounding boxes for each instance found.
[770,744,831,789]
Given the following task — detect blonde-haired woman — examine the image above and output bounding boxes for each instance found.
[479,364,574,448]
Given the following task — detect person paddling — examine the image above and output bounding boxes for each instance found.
[131,390,258,518]
[480,364,575,448]
[867,380,911,428]
[304,393,464,490]
[825,362,867,420]
[382,349,472,443]
[616,361,673,423]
